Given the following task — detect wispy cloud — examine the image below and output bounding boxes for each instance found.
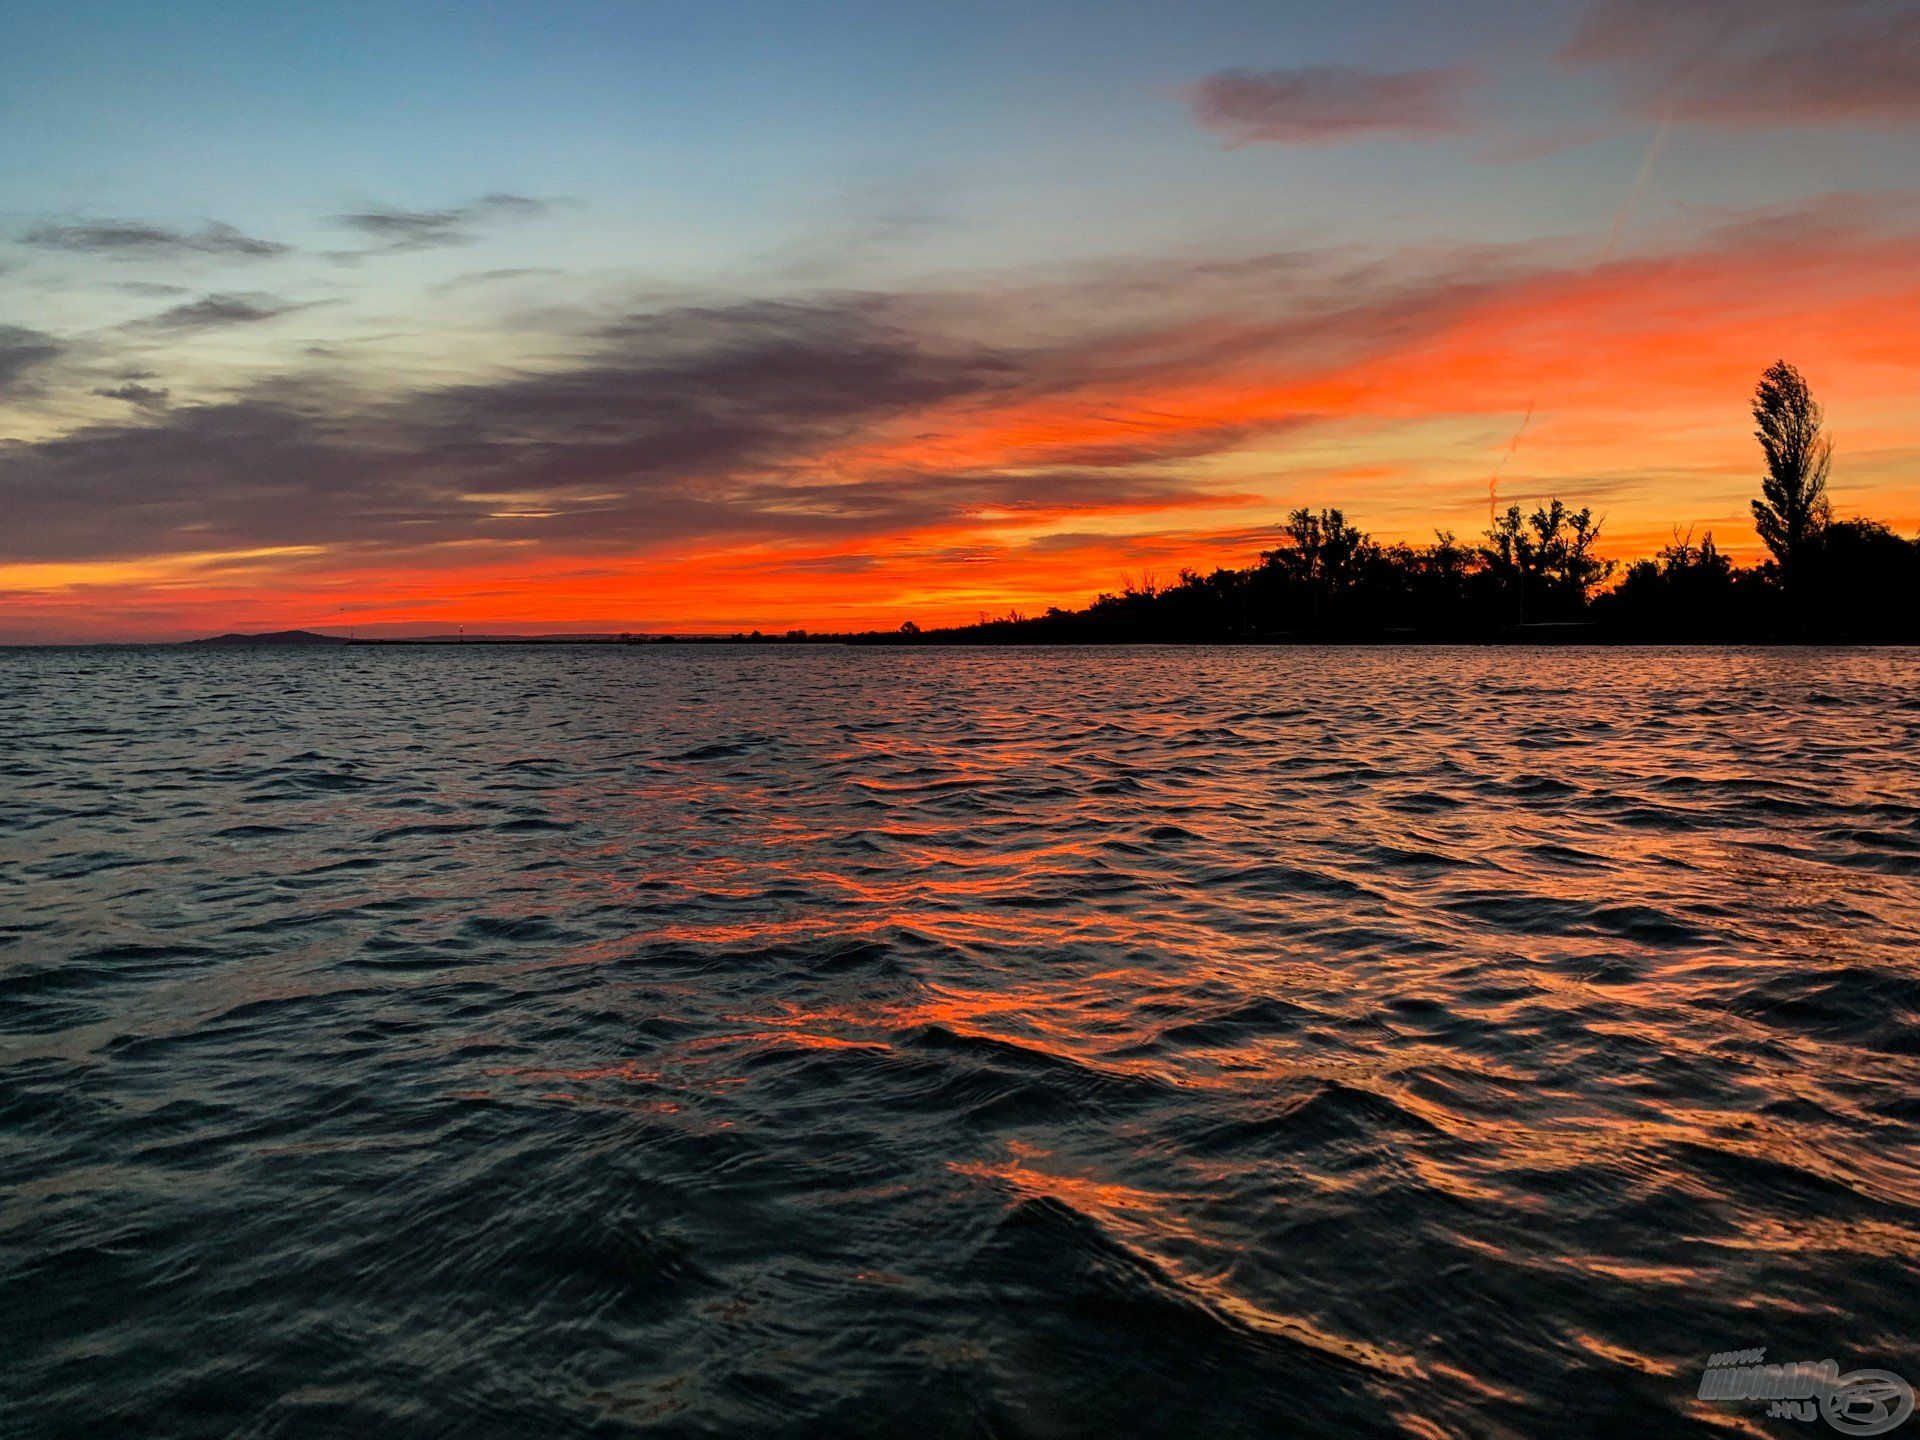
[20,218,292,260]
[0,325,64,394]
[129,293,328,333]
[1565,0,1920,129]
[92,381,171,409]
[429,266,563,293]
[329,193,554,253]
[1184,65,1477,146]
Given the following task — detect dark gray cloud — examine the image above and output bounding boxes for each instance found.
[93,381,172,409]
[0,326,64,395]
[1565,0,1920,128]
[1185,66,1476,146]
[330,193,553,253]
[0,245,1541,567]
[20,218,292,260]
[0,296,1013,563]
[130,293,327,333]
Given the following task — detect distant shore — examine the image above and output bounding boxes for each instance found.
[139,626,1920,648]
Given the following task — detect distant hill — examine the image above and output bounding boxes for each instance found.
[184,629,349,646]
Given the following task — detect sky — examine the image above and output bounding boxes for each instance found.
[2,0,1917,640]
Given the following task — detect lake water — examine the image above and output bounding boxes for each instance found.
[4,645,1919,1438]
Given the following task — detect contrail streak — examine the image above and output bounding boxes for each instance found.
[1486,119,1672,522]
[1489,400,1534,524]
[1602,117,1673,260]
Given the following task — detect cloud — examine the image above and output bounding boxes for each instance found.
[0,326,64,395]
[20,218,292,259]
[329,193,554,253]
[0,296,1019,563]
[429,266,563,293]
[1184,65,1476,146]
[130,293,327,333]
[1565,0,1920,128]
[93,381,171,409]
[0,248,1592,563]
[5,194,1918,596]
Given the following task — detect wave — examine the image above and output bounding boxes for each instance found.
[4,644,1918,1438]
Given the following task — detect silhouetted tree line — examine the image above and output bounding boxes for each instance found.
[880,362,1919,645]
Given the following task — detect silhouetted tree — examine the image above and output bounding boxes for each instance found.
[1801,519,1920,640]
[1263,507,1371,627]
[1480,501,1610,624]
[866,352,1917,647]
[1480,505,1535,622]
[1750,360,1832,600]
[1601,528,1753,638]
[1534,500,1613,614]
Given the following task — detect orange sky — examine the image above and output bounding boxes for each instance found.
[6,194,1916,641]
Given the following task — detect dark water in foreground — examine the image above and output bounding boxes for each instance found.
[4,646,1919,1439]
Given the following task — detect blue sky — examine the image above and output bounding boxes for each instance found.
[0,1,1830,264]
[7,0,1914,290]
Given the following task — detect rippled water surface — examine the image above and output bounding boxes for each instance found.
[5,646,1920,1438]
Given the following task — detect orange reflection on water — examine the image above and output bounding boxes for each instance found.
[952,1142,1424,1380]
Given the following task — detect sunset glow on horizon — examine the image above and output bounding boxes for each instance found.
[4,1,1918,641]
